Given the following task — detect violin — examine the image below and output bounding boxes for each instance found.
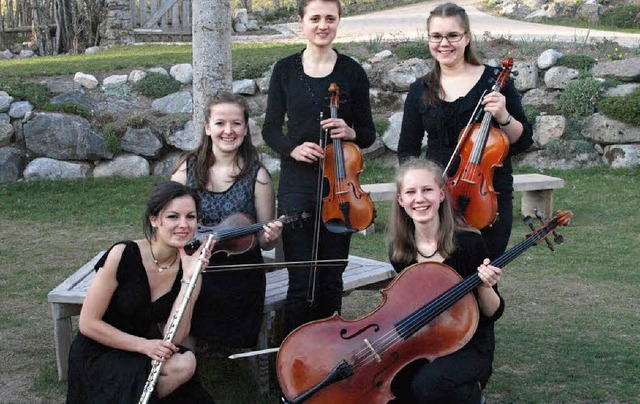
[444,58,514,230]
[321,82,376,234]
[277,211,573,403]
[184,212,308,256]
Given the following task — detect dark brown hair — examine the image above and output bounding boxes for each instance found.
[176,91,262,190]
[143,181,200,239]
[298,0,342,17]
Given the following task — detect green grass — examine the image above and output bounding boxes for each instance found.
[1,165,639,402]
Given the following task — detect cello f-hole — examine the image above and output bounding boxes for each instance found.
[340,323,380,340]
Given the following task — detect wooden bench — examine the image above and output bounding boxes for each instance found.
[48,249,396,382]
[360,173,565,234]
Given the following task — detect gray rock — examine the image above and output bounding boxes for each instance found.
[544,66,580,89]
[537,49,563,70]
[0,121,15,146]
[103,74,128,87]
[0,95,15,112]
[513,62,538,91]
[8,101,33,119]
[93,154,150,178]
[85,46,101,55]
[129,70,147,83]
[582,113,640,144]
[23,112,112,160]
[233,79,257,95]
[148,67,169,76]
[603,83,640,98]
[0,146,26,182]
[386,58,430,92]
[603,144,640,168]
[152,91,193,114]
[121,127,163,157]
[170,63,193,84]
[23,157,91,180]
[522,88,561,111]
[50,89,96,111]
[592,57,640,82]
[74,72,99,89]
[533,115,565,147]
[166,120,198,151]
[153,152,182,177]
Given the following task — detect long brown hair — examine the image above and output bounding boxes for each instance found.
[422,3,482,106]
[175,91,262,190]
[387,158,475,264]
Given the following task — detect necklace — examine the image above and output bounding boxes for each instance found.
[148,241,178,273]
[417,247,439,259]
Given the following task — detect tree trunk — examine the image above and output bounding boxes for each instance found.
[191,0,232,133]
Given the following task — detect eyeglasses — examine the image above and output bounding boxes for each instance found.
[428,32,467,43]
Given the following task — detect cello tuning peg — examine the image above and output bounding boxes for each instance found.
[523,215,536,230]
[511,69,519,77]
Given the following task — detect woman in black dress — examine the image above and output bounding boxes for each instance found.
[262,0,376,337]
[67,181,215,403]
[387,158,504,403]
[398,2,533,259]
[172,92,282,350]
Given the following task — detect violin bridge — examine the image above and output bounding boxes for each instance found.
[363,338,381,363]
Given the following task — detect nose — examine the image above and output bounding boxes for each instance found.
[223,122,232,133]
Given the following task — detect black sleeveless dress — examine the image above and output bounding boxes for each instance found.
[186,158,266,348]
[66,241,214,403]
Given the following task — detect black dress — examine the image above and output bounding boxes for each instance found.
[389,231,505,403]
[66,241,214,403]
[186,158,266,349]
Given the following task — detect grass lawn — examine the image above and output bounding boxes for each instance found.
[1,164,639,402]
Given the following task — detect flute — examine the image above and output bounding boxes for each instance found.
[139,234,214,404]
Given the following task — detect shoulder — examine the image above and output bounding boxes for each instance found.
[256,166,272,184]
[454,229,484,251]
[274,53,300,71]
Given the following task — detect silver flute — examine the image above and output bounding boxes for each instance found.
[139,234,214,404]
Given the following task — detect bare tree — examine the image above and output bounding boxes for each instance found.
[191,0,232,132]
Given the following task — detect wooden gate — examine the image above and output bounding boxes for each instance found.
[132,0,192,35]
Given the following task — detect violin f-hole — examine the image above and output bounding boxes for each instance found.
[340,323,380,340]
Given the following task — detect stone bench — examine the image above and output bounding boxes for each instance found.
[360,173,565,234]
[47,249,396,382]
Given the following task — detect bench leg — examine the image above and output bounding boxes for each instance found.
[520,190,554,219]
[50,303,80,381]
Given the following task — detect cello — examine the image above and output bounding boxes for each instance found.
[277,211,573,403]
[320,82,376,234]
[444,58,514,230]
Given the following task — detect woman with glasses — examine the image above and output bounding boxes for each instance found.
[397,2,533,260]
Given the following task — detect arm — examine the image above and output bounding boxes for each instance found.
[476,259,503,318]
[397,81,427,163]
[262,60,297,158]
[253,167,282,250]
[79,245,177,360]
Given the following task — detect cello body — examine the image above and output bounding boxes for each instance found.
[277,262,479,403]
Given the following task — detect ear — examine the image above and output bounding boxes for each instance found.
[150,216,158,228]
[439,188,446,203]
[397,193,404,207]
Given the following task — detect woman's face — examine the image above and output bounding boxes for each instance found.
[150,195,198,247]
[205,102,247,156]
[397,168,445,225]
[299,0,340,49]
[427,16,470,68]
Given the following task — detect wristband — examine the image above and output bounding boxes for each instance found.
[498,114,512,127]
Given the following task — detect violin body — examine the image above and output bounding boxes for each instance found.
[447,125,509,230]
[278,262,479,403]
[444,57,514,230]
[320,82,376,234]
[322,140,376,233]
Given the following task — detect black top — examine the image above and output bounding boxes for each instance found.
[398,65,533,193]
[390,230,504,353]
[262,50,376,212]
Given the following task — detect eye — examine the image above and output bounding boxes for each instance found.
[448,33,461,40]
[429,34,443,40]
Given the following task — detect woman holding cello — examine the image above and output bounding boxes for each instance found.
[398,2,533,259]
[387,157,504,403]
[172,91,283,350]
[262,0,376,337]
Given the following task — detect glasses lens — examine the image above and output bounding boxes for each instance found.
[448,33,462,42]
[428,34,443,43]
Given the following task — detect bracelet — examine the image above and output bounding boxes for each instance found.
[498,114,512,127]
[181,278,191,286]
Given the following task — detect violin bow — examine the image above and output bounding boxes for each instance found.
[201,259,351,273]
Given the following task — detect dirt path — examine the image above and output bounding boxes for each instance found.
[269,0,640,47]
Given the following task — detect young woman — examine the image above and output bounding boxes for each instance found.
[66,181,214,403]
[397,2,533,259]
[172,91,282,350]
[387,157,504,403]
[262,0,376,337]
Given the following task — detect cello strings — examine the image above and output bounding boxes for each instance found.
[347,221,558,371]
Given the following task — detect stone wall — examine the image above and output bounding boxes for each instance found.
[1,49,639,183]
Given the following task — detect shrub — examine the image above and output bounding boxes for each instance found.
[0,80,51,109]
[102,123,122,155]
[136,72,180,98]
[373,116,390,135]
[558,76,601,117]
[599,5,640,29]
[598,90,640,126]
[394,42,431,60]
[545,139,593,159]
[127,113,148,129]
[556,54,596,71]
[522,104,540,124]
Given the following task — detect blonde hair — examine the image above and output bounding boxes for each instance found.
[386,157,475,264]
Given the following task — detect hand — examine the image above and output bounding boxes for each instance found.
[290,141,324,163]
[477,258,502,288]
[260,217,284,245]
[180,240,214,279]
[481,91,509,125]
[143,338,179,362]
[321,117,356,141]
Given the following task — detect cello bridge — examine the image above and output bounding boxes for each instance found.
[363,338,381,363]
